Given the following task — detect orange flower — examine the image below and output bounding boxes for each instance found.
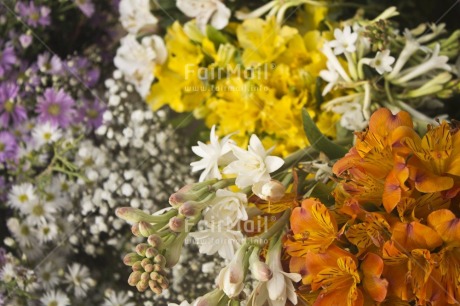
[285,198,338,256]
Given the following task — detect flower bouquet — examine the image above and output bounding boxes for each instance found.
[113,0,460,305]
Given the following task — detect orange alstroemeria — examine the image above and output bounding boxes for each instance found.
[285,198,338,256]
[427,209,460,304]
[305,251,388,306]
[391,221,443,251]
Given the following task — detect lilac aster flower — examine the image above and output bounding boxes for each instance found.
[36,88,75,128]
[78,99,106,129]
[0,83,27,128]
[19,34,33,49]
[0,131,18,162]
[0,44,16,78]
[17,1,51,28]
[37,53,63,75]
[74,0,95,17]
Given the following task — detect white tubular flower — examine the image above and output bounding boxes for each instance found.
[392,44,452,85]
[387,32,420,79]
[32,122,62,147]
[223,134,284,189]
[235,1,277,20]
[217,245,247,298]
[248,240,301,306]
[370,50,395,75]
[321,43,352,83]
[176,0,231,33]
[119,0,158,34]
[328,26,358,55]
[205,189,248,227]
[114,34,167,98]
[319,61,340,96]
[190,125,235,182]
[168,302,193,306]
[252,180,286,202]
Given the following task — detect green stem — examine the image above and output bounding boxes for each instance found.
[247,208,292,246]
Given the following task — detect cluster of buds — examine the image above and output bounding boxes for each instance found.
[123,234,169,294]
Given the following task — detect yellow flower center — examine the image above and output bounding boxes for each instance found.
[47,104,61,116]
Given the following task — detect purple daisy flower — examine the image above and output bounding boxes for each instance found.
[0,83,27,128]
[78,99,106,129]
[36,88,75,128]
[74,0,95,17]
[17,1,51,28]
[0,44,16,78]
[0,131,18,162]
[37,52,63,75]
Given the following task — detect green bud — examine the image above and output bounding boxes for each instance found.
[154,263,163,272]
[168,216,185,232]
[131,223,141,237]
[128,271,142,286]
[116,207,175,223]
[159,277,169,289]
[135,243,150,257]
[123,252,143,266]
[141,258,152,268]
[150,271,160,281]
[138,221,156,237]
[141,272,150,282]
[147,234,163,248]
[144,264,154,273]
[136,280,149,292]
[132,262,143,272]
[149,280,163,295]
[145,247,159,259]
[154,254,166,266]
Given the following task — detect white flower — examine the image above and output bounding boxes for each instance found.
[32,122,62,147]
[103,290,135,306]
[7,183,37,213]
[321,43,352,83]
[224,134,284,188]
[168,302,193,306]
[114,34,167,98]
[65,263,95,298]
[248,241,301,306]
[37,262,60,290]
[190,125,235,182]
[252,180,285,202]
[392,43,452,84]
[25,201,57,225]
[40,290,70,306]
[6,218,37,247]
[370,50,395,74]
[190,227,243,260]
[119,0,158,34]
[328,26,358,55]
[0,263,16,283]
[217,246,247,298]
[332,101,368,131]
[204,189,248,227]
[176,0,231,33]
[36,222,59,242]
[319,60,340,96]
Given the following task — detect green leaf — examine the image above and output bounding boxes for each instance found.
[305,182,335,207]
[206,26,229,46]
[302,108,348,160]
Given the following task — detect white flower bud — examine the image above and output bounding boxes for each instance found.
[252,180,286,202]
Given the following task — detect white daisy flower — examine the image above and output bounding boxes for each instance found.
[24,201,57,225]
[32,122,62,147]
[223,134,284,189]
[7,183,37,213]
[103,290,135,306]
[0,263,16,283]
[6,218,37,247]
[37,262,60,290]
[190,125,235,182]
[176,0,231,33]
[328,26,358,55]
[370,49,396,74]
[36,222,59,243]
[65,263,95,298]
[40,290,70,306]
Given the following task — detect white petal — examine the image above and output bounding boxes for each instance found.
[210,2,231,30]
[265,156,284,173]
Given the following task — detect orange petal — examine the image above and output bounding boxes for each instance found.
[368,108,413,135]
[391,221,443,251]
[361,253,388,302]
[427,209,460,246]
[411,168,453,193]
